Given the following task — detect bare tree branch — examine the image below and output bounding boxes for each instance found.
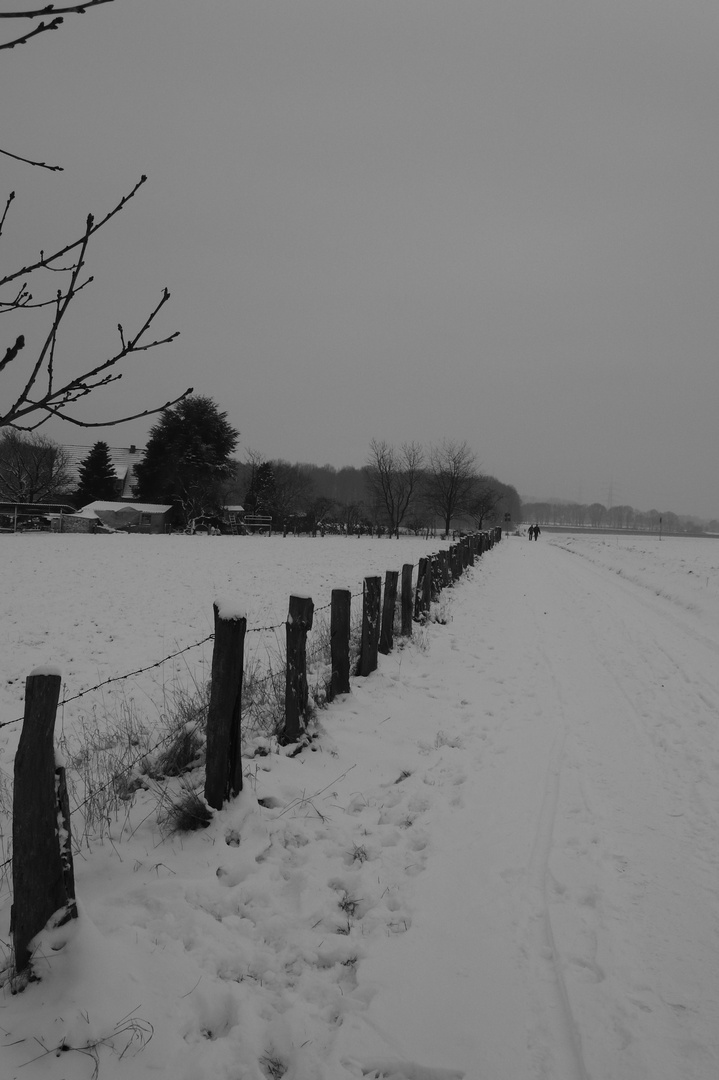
[2,5,191,434]
[0,16,62,51]
[0,334,25,375]
[0,146,63,171]
[0,1,115,52]
[0,191,16,237]
[1,179,190,431]
[1,176,147,289]
[0,276,91,311]
[31,391,194,430]
[0,1,114,17]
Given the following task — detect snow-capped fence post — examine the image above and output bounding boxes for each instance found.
[357,575,381,676]
[205,603,246,810]
[283,594,314,743]
[401,564,414,636]
[379,569,399,655]
[329,588,351,700]
[12,668,77,976]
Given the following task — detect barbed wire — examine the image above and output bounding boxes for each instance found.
[59,634,216,707]
[0,560,428,735]
[245,620,284,636]
[0,556,429,737]
[68,713,207,821]
[0,632,215,732]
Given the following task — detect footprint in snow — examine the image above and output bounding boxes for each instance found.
[343,1057,465,1079]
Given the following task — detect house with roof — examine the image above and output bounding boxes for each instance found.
[75,501,174,533]
[62,444,143,500]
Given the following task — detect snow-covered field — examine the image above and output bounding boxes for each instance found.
[2,531,719,1079]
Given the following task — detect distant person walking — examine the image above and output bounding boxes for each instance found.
[533,524,541,541]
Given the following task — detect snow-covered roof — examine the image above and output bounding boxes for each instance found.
[62,445,143,498]
[77,500,172,516]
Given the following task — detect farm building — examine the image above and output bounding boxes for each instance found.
[75,501,174,533]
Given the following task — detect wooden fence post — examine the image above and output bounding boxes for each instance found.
[379,569,399,655]
[358,576,381,676]
[451,545,462,581]
[438,549,450,588]
[401,564,414,637]
[205,603,246,810]
[423,556,432,610]
[12,668,77,976]
[414,558,427,620]
[283,594,314,742]
[329,588,351,700]
[430,554,442,601]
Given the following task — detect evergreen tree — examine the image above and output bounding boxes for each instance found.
[133,395,238,524]
[243,461,276,516]
[75,441,118,506]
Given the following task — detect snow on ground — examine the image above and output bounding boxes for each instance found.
[1,531,719,1079]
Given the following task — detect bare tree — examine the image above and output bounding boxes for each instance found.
[270,461,316,522]
[468,476,503,529]
[341,499,366,535]
[0,429,73,503]
[424,439,478,536]
[364,438,424,537]
[1,1,192,431]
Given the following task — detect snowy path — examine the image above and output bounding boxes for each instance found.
[3,534,719,1079]
[353,536,719,1078]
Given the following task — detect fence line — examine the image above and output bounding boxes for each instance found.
[2,532,499,755]
[0,589,377,735]
[5,529,502,977]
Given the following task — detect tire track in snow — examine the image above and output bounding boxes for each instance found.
[546,540,719,850]
[481,544,592,1079]
[519,663,590,1080]
[528,539,719,1077]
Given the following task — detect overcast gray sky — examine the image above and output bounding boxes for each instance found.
[4,0,719,517]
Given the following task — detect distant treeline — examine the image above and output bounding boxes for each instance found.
[225,460,520,534]
[521,501,711,535]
